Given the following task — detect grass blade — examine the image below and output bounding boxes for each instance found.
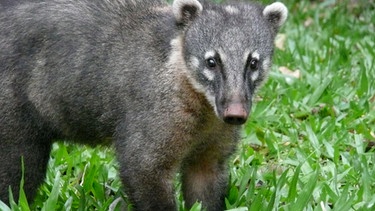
[288,170,319,211]
[42,172,61,211]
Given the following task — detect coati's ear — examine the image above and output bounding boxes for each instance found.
[263,2,288,30]
[172,0,203,26]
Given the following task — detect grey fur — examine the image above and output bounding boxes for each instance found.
[0,0,287,210]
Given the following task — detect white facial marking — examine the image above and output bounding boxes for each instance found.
[225,5,239,14]
[250,51,260,81]
[203,69,215,81]
[207,10,218,16]
[217,48,227,63]
[203,51,217,81]
[153,6,172,13]
[189,56,199,68]
[252,51,260,61]
[207,94,218,116]
[251,70,259,81]
[204,50,216,59]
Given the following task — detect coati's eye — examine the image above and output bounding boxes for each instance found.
[249,58,259,71]
[206,58,217,69]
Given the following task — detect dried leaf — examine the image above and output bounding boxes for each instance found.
[279,66,301,79]
[304,17,314,27]
[275,34,286,51]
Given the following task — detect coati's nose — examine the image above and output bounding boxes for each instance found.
[223,103,248,125]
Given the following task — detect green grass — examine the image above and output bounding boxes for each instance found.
[1,0,375,210]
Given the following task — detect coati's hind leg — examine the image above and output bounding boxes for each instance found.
[180,142,237,211]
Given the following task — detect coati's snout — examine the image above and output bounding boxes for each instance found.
[218,95,250,125]
[223,103,248,125]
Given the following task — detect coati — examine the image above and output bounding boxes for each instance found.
[0,0,287,210]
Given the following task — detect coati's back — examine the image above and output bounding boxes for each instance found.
[0,0,178,141]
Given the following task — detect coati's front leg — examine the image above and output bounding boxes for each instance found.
[180,140,237,211]
[117,159,177,210]
[114,119,186,210]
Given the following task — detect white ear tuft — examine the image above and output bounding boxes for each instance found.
[263,2,288,29]
[172,0,203,25]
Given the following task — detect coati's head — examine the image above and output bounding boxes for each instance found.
[171,0,287,125]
